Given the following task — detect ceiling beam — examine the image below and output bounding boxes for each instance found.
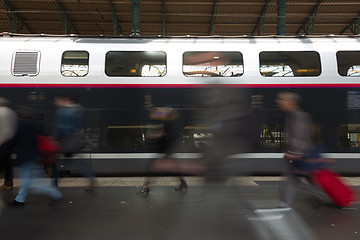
[0,0,32,33]
[0,9,358,18]
[296,0,323,35]
[56,0,78,35]
[252,0,270,36]
[5,0,360,5]
[2,0,360,6]
[208,0,216,36]
[341,12,360,35]
[110,0,122,36]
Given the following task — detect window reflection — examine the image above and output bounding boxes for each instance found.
[260,51,321,77]
[337,51,360,77]
[105,51,166,77]
[61,51,89,77]
[183,51,243,77]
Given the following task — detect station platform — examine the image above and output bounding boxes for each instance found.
[0,176,359,240]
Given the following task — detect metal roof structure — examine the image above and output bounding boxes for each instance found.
[0,0,360,37]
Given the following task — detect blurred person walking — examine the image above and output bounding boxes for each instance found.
[196,85,257,182]
[52,95,96,191]
[276,92,332,208]
[140,106,187,193]
[0,97,16,190]
[9,106,62,206]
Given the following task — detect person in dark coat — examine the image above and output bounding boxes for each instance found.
[9,106,63,206]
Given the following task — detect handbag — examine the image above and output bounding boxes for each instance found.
[37,135,60,163]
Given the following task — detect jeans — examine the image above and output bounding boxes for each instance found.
[15,161,63,203]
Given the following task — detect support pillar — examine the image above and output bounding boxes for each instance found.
[162,0,166,36]
[110,0,123,36]
[131,0,141,36]
[277,0,286,36]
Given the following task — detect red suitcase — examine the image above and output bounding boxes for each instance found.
[313,169,356,207]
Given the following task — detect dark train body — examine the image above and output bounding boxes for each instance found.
[1,33,360,175]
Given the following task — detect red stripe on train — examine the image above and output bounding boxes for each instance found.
[0,83,359,88]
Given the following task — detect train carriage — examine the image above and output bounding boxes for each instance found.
[1,33,360,175]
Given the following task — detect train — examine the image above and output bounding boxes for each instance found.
[1,32,360,175]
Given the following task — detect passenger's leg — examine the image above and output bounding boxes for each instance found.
[30,164,63,200]
[50,163,60,187]
[296,177,332,205]
[83,160,97,191]
[14,162,34,203]
[280,161,296,207]
[175,177,188,191]
[3,153,13,187]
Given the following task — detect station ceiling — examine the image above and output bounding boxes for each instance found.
[0,0,360,37]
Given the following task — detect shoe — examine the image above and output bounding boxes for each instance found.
[8,200,24,207]
[140,185,150,193]
[84,180,98,191]
[0,185,13,190]
[175,179,188,191]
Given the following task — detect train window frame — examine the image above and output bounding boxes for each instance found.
[336,51,360,77]
[182,51,244,77]
[259,51,322,77]
[105,51,167,77]
[61,51,89,77]
[11,50,41,77]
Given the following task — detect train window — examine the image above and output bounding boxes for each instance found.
[259,51,321,77]
[105,125,148,150]
[260,123,322,148]
[105,51,166,77]
[182,125,214,150]
[183,51,243,77]
[105,124,214,152]
[61,51,89,77]
[260,124,286,148]
[338,124,360,148]
[11,50,40,76]
[337,51,360,77]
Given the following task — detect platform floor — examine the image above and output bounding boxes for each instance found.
[0,177,359,240]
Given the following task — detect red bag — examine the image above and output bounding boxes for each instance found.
[313,169,356,207]
[37,135,60,163]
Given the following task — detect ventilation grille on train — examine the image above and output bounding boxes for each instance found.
[12,51,40,76]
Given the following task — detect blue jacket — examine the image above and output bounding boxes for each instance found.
[54,104,84,140]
